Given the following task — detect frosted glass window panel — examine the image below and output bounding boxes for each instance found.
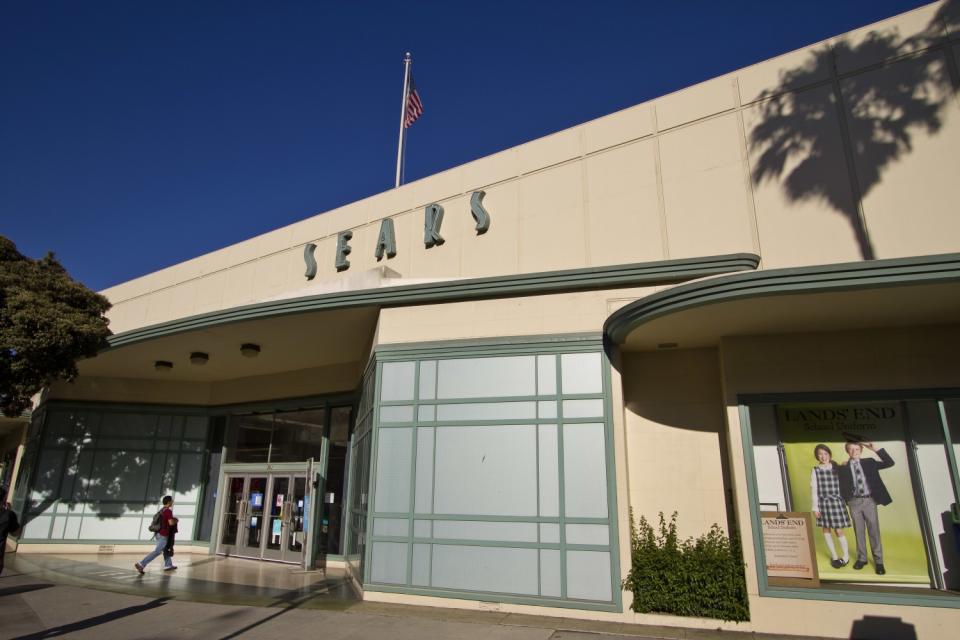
[146,452,170,498]
[374,428,413,513]
[64,517,81,539]
[71,452,94,502]
[57,450,80,501]
[25,516,52,539]
[379,406,415,423]
[539,523,560,543]
[419,361,437,400]
[437,356,536,399]
[173,503,198,518]
[174,453,203,503]
[415,428,435,514]
[432,521,538,543]
[183,416,208,439]
[538,425,559,517]
[540,549,561,597]
[563,424,608,518]
[96,439,152,450]
[79,516,143,540]
[567,550,612,601]
[538,402,557,419]
[537,356,557,396]
[414,520,432,538]
[176,518,195,541]
[562,400,605,419]
[436,402,536,421]
[431,545,539,595]
[381,362,416,402]
[418,405,436,422]
[566,524,609,545]
[45,411,77,440]
[51,517,66,540]
[31,450,66,503]
[413,543,431,586]
[433,425,537,516]
[84,451,153,502]
[156,415,173,439]
[373,518,409,537]
[560,353,603,395]
[371,541,408,584]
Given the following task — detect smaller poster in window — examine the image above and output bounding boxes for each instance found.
[761,512,819,587]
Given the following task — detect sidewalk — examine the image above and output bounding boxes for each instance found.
[0,553,826,640]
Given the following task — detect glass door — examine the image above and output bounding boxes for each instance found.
[217,475,248,557]
[240,476,268,558]
[262,475,289,561]
[285,476,307,564]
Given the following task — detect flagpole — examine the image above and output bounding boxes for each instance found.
[395,52,412,188]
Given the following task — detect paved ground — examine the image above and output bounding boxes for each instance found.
[0,553,821,640]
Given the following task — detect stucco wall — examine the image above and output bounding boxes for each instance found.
[620,348,731,540]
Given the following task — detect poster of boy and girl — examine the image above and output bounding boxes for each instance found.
[778,403,931,584]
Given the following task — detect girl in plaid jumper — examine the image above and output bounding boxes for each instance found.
[810,444,852,569]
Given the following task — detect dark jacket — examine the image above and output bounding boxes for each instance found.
[839,448,895,506]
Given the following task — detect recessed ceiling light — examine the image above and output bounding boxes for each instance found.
[240,343,261,358]
[190,352,209,365]
[154,360,174,371]
[657,342,679,349]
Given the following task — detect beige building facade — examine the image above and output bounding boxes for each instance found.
[7,2,960,636]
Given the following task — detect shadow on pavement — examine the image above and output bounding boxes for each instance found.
[11,596,172,640]
[0,583,54,597]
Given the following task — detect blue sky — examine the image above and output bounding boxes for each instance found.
[0,0,929,291]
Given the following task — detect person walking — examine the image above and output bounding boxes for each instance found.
[0,500,21,576]
[136,495,177,573]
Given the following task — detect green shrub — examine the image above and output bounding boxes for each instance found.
[622,511,749,622]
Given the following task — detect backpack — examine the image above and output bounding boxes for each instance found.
[148,509,164,533]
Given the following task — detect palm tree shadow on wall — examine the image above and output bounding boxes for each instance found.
[749,0,959,260]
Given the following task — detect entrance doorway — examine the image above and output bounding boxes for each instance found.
[217,472,310,564]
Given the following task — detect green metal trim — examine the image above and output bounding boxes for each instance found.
[739,389,960,405]
[556,355,568,599]
[362,361,385,584]
[364,585,620,612]
[370,513,609,524]
[220,462,311,473]
[758,585,960,609]
[36,392,358,418]
[601,352,624,611]
[604,251,960,345]
[370,536,609,552]
[375,334,604,360]
[14,539,210,546]
[937,401,960,507]
[107,254,759,349]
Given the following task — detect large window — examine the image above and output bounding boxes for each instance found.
[21,408,209,543]
[365,347,620,610]
[745,395,960,601]
[226,409,325,464]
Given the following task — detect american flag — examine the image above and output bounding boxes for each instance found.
[404,76,423,128]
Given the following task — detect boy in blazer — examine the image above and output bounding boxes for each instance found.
[839,441,894,575]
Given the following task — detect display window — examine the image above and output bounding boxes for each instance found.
[745,396,960,600]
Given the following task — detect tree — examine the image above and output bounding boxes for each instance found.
[0,236,111,416]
